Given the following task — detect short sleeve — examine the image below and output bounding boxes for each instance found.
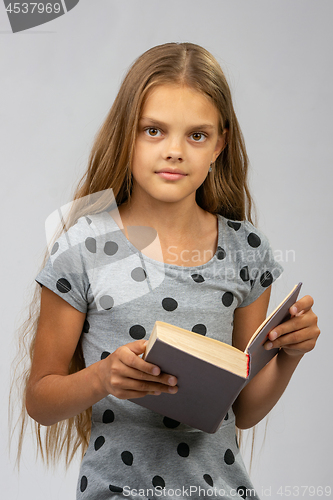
[35,216,96,313]
[237,221,284,308]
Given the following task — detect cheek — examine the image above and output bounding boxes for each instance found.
[132,141,151,167]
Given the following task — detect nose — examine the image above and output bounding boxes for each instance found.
[164,135,184,162]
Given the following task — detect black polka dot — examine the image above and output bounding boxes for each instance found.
[102,409,115,424]
[247,233,261,248]
[109,485,123,493]
[162,297,178,311]
[224,448,235,465]
[85,217,92,225]
[250,279,256,289]
[177,442,190,457]
[216,246,226,260]
[260,271,273,287]
[56,278,71,293]
[104,241,118,256]
[83,319,90,333]
[224,412,229,421]
[222,292,234,307]
[163,417,180,428]
[51,242,59,255]
[99,295,114,310]
[191,273,205,283]
[227,221,241,231]
[94,436,105,451]
[240,266,249,282]
[152,476,165,488]
[237,486,248,499]
[80,475,88,492]
[121,451,133,466]
[129,324,146,340]
[192,324,207,336]
[101,351,110,360]
[203,474,213,486]
[131,267,147,282]
[85,237,97,253]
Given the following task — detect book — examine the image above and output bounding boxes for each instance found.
[129,283,302,433]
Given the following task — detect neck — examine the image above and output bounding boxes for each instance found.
[118,196,204,240]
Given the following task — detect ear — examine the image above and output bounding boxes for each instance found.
[212,129,228,162]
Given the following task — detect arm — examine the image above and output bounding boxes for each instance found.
[232,287,320,429]
[26,286,178,426]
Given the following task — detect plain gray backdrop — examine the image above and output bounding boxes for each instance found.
[1,1,332,498]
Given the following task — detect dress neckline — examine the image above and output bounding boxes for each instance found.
[101,210,222,271]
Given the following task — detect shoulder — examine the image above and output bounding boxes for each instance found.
[217,215,273,253]
[217,215,283,290]
[49,211,119,256]
[216,216,284,307]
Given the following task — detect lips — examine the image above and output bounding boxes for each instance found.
[155,168,187,181]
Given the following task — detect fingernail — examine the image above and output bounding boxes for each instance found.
[270,331,278,341]
[265,342,273,350]
[152,367,160,376]
[290,306,297,315]
[153,391,161,396]
[168,376,177,386]
[168,386,178,394]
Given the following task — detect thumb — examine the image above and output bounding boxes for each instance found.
[127,339,149,355]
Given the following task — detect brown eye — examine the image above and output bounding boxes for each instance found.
[191,132,205,142]
[146,128,161,137]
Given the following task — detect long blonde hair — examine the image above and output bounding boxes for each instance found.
[10,42,255,467]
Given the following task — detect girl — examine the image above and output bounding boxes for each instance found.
[18,43,319,499]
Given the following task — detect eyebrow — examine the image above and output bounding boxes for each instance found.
[139,116,216,130]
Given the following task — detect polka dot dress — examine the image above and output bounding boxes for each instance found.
[35,211,283,499]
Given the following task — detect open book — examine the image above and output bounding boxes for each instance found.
[129,283,302,433]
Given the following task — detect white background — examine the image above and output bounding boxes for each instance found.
[1,1,332,498]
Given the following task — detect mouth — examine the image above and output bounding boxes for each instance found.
[155,169,187,181]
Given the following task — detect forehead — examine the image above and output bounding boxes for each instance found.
[140,84,220,127]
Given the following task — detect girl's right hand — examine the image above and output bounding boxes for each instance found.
[26,287,177,426]
[97,339,178,400]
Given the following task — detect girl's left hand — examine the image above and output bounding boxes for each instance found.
[264,295,320,357]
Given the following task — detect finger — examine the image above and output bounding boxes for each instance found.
[121,341,162,376]
[265,325,320,350]
[119,388,170,400]
[119,344,177,385]
[118,362,178,387]
[126,339,150,356]
[289,295,314,317]
[268,312,309,340]
[113,373,178,395]
[111,387,166,400]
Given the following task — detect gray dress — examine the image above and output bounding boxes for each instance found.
[36,211,283,500]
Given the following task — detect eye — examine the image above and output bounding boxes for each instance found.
[145,127,161,137]
[190,132,206,142]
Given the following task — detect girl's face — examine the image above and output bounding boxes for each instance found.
[130,84,226,208]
